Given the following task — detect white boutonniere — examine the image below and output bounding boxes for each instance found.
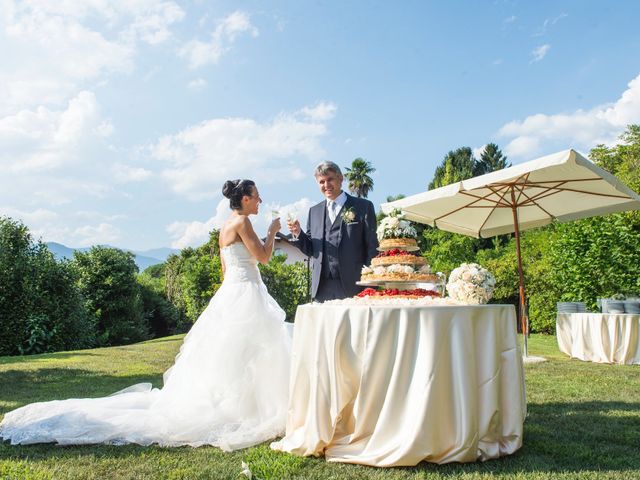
[341,206,356,223]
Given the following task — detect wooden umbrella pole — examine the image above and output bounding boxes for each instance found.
[511,189,529,357]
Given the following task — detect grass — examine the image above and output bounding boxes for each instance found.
[1,334,639,480]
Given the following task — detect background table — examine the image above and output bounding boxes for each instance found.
[271,303,526,467]
[557,313,640,365]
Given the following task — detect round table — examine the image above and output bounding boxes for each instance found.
[556,312,640,364]
[271,303,526,467]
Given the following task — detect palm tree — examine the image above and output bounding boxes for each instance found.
[345,158,376,198]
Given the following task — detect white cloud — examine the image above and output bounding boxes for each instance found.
[72,223,122,247]
[256,197,314,234]
[167,199,229,248]
[178,11,259,69]
[299,102,337,121]
[0,206,123,247]
[167,197,315,249]
[0,0,184,114]
[112,163,153,183]
[188,78,208,90]
[124,2,185,45]
[149,104,333,200]
[533,13,568,37]
[0,91,112,172]
[503,15,517,24]
[0,206,58,225]
[530,44,551,63]
[473,145,487,159]
[498,73,640,159]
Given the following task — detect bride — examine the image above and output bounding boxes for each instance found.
[0,179,292,451]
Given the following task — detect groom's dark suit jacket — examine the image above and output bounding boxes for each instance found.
[293,193,378,299]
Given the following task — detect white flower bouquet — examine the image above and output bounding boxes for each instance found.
[377,209,417,241]
[446,263,496,304]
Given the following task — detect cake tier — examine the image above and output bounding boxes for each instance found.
[356,287,441,299]
[371,254,426,267]
[361,272,440,282]
[379,238,418,251]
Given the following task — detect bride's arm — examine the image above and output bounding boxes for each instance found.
[237,216,279,264]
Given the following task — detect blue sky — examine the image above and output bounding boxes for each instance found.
[2,0,640,250]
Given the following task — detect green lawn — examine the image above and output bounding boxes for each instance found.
[1,334,639,480]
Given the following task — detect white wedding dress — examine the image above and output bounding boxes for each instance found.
[0,242,292,451]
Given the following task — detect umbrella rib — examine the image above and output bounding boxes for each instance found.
[490,177,602,187]
[434,186,512,222]
[478,183,513,233]
[535,185,632,200]
[433,196,482,221]
[516,186,556,218]
[515,181,570,205]
[514,173,531,205]
[458,189,512,207]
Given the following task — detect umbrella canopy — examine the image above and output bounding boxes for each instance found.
[381,149,640,356]
[381,149,640,237]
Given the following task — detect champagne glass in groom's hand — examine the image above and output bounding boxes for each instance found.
[287,213,301,237]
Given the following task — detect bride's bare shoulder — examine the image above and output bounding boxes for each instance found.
[220,215,248,247]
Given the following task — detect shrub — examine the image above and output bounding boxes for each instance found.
[0,217,94,355]
[72,246,147,346]
[259,254,310,322]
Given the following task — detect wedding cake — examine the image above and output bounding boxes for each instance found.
[358,210,440,289]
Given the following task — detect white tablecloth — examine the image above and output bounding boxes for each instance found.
[271,304,526,467]
[556,313,640,365]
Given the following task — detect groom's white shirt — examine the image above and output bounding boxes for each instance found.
[327,191,347,223]
[328,191,347,213]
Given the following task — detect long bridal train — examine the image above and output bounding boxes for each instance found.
[0,242,292,451]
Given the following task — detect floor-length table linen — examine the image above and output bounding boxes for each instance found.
[556,313,640,365]
[271,303,526,467]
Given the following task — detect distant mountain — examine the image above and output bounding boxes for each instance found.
[46,242,180,272]
[135,247,180,261]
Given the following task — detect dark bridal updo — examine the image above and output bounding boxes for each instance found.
[222,179,256,210]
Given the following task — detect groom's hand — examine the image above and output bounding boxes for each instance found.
[288,219,301,237]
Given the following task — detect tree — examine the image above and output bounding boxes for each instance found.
[161,230,223,330]
[137,272,182,338]
[591,125,640,193]
[345,158,375,198]
[0,217,32,354]
[0,217,93,355]
[428,147,478,190]
[72,246,147,346]
[259,255,310,322]
[477,143,510,174]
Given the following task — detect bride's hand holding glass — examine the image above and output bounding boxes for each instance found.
[268,217,281,237]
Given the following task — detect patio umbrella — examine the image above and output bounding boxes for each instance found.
[381,149,640,357]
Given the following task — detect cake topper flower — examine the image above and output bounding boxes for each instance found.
[377,208,417,241]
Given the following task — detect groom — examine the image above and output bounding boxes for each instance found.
[288,161,378,302]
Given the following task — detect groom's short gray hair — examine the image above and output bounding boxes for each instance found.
[314,161,343,178]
